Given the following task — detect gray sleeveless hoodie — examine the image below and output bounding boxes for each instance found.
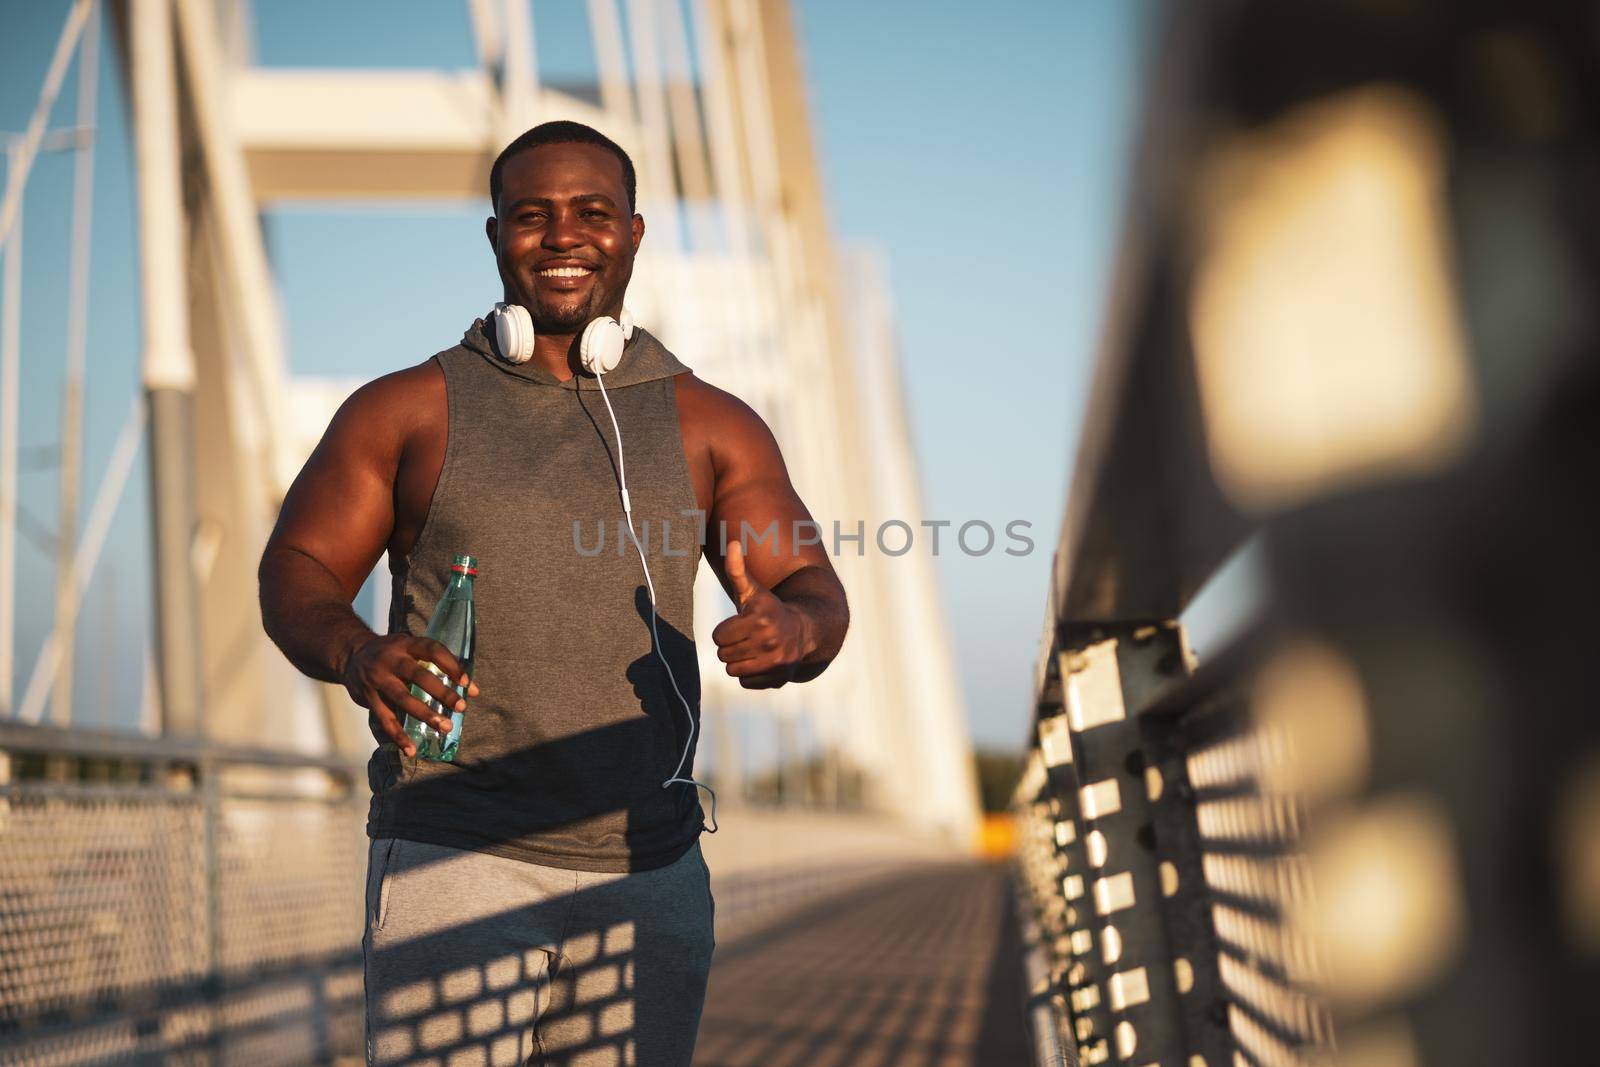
[366,316,705,873]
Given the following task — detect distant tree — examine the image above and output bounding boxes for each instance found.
[972,749,1025,814]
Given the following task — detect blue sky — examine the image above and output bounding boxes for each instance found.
[1,1,1151,747]
[792,1,1151,746]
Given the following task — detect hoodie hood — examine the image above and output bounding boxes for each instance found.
[460,314,691,390]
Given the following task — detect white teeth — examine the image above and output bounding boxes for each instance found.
[539,266,593,278]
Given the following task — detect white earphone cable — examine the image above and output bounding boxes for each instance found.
[591,367,718,833]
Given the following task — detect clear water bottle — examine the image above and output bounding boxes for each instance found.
[402,554,477,761]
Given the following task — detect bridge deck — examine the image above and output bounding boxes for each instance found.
[697,862,1031,1066]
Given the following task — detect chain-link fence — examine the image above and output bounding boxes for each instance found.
[0,723,368,1065]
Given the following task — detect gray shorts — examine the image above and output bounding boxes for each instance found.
[362,837,715,1066]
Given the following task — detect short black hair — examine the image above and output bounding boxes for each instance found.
[489,121,637,214]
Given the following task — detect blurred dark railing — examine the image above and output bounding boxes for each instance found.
[1014,2,1599,1065]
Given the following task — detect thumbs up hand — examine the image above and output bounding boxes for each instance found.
[711,538,817,689]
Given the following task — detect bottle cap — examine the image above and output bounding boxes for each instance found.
[451,554,478,576]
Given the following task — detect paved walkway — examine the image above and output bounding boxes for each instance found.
[696,863,1032,1066]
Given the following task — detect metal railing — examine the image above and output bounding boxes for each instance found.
[1013,3,1600,1065]
[0,722,368,1064]
[1015,621,1334,1066]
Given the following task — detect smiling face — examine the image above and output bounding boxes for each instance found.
[486,141,644,335]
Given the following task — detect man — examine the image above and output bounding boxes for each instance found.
[258,120,849,1065]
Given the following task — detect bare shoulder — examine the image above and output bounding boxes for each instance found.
[320,358,444,454]
[672,372,778,460]
[340,358,445,425]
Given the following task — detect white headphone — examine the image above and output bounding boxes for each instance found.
[490,301,636,375]
[488,300,717,831]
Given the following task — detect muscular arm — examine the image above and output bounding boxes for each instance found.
[259,373,407,681]
[259,362,469,752]
[678,375,849,686]
[260,545,380,684]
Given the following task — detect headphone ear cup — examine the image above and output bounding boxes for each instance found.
[619,306,635,341]
[493,302,535,364]
[580,317,626,375]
